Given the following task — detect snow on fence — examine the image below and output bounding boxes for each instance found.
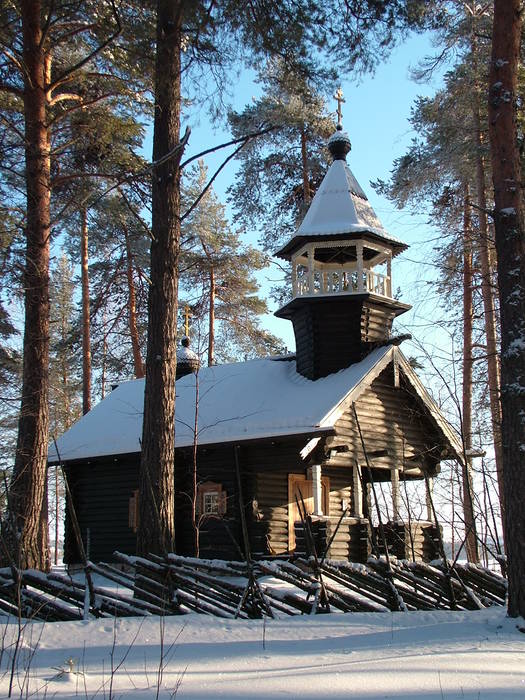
[0,554,507,622]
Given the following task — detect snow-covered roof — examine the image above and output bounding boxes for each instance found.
[50,344,463,464]
[50,346,397,463]
[275,160,407,258]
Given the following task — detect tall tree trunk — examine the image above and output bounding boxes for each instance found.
[197,232,215,366]
[137,0,186,557]
[470,18,505,530]
[461,185,479,563]
[208,266,215,366]
[301,127,310,210]
[54,467,59,565]
[487,0,525,619]
[101,323,107,399]
[8,0,51,571]
[81,208,92,414]
[124,226,145,378]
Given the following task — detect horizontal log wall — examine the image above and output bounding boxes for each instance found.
[254,470,289,555]
[379,522,441,562]
[64,458,140,564]
[324,364,443,475]
[175,444,243,560]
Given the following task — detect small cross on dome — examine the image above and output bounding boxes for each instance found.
[334,86,345,126]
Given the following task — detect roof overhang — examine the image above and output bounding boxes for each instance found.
[275,231,408,261]
[49,426,337,467]
[274,292,411,321]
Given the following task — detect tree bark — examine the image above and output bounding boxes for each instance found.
[8,0,51,571]
[81,208,92,414]
[208,266,215,366]
[461,185,479,563]
[470,19,504,530]
[197,231,215,365]
[487,0,525,619]
[137,0,186,557]
[301,127,310,212]
[124,226,145,378]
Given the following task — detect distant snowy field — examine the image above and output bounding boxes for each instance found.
[1,607,524,699]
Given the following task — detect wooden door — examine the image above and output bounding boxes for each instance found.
[288,474,329,551]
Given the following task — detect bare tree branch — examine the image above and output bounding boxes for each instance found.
[180,124,275,169]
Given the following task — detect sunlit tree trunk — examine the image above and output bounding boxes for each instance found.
[124,226,145,378]
[9,0,51,571]
[81,208,92,414]
[470,17,504,530]
[208,266,215,366]
[461,185,478,563]
[137,0,186,557]
[301,127,310,208]
[487,0,525,619]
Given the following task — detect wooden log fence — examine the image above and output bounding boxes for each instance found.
[0,554,507,623]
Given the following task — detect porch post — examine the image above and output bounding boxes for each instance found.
[308,464,323,515]
[391,467,400,521]
[307,245,315,294]
[425,476,434,522]
[353,464,363,517]
[356,241,364,292]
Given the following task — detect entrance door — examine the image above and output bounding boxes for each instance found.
[288,474,329,551]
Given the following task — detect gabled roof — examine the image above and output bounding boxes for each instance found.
[275,159,407,259]
[49,346,462,464]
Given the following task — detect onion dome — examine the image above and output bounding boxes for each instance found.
[328,124,351,161]
[176,336,200,379]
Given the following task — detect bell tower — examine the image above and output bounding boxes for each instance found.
[275,93,410,380]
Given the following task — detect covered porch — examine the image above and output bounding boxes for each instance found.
[288,460,441,563]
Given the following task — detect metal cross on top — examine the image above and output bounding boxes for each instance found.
[183,304,192,337]
[334,86,345,126]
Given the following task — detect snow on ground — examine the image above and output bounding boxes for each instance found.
[1,607,524,699]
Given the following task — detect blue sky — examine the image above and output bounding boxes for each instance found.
[174,31,449,353]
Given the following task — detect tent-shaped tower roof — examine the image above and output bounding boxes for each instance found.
[275,125,407,260]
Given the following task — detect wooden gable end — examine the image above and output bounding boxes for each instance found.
[324,363,448,476]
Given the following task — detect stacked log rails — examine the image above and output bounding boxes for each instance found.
[294,493,331,613]
[0,556,506,622]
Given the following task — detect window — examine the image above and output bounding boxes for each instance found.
[203,490,220,514]
[198,482,227,517]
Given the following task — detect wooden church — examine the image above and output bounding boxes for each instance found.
[51,109,462,566]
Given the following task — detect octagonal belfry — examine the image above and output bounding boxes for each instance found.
[275,123,411,380]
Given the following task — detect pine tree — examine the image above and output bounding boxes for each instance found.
[58,106,148,403]
[87,194,149,388]
[487,0,525,620]
[180,162,284,365]
[0,0,151,569]
[49,254,81,439]
[228,62,335,252]
[373,59,504,562]
[0,0,156,568]
[49,254,81,565]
